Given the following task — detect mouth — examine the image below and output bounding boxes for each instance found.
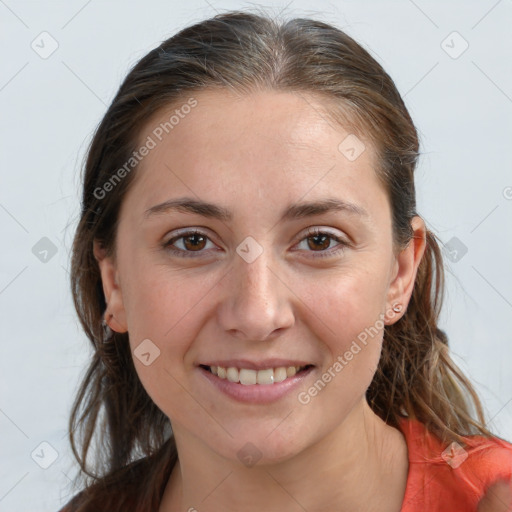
[199,363,315,385]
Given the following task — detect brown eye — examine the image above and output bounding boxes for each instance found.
[164,230,215,257]
[296,228,348,258]
[306,232,331,251]
[181,233,207,251]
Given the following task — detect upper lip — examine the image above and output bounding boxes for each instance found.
[198,359,314,370]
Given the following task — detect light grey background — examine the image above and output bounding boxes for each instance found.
[1,1,511,510]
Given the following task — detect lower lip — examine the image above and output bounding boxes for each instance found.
[198,366,315,404]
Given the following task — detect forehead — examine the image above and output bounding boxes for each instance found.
[139,88,368,160]
[122,88,386,221]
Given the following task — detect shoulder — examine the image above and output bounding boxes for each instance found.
[398,417,512,511]
[477,479,512,511]
[464,435,512,510]
[445,427,512,490]
[399,416,512,476]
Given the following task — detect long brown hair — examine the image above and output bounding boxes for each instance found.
[66,8,497,511]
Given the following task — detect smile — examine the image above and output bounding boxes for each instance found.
[198,362,316,404]
[201,364,312,385]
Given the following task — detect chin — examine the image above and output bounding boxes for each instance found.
[203,423,317,468]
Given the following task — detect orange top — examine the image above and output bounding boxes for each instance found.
[58,418,512,511]
[397,417,512,511]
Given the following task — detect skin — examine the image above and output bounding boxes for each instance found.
[94,89,426,511]
[477,480,512,511]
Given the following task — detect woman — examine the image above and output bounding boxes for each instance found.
[60,9,512,512]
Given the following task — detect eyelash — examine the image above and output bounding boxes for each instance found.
[163,228,349,259]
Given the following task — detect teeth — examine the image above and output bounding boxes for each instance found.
[286,366,296,377]
[240,368,257,385]
[256,368,273,385]
[206,365,307,385]
[227,367,239,382]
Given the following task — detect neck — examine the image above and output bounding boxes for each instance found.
[160,400,408,512]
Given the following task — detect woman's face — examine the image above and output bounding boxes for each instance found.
[95,89,423,464]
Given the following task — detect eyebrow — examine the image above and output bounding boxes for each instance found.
[144,196,369,223]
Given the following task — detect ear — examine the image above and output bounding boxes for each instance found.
[93,239,128,333]
[384,216,426,325]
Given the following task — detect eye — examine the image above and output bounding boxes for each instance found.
[163,227,349,258]
[295,227,349,257]
[163,229,216,258]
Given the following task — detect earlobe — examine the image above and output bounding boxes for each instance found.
[384,217,426,325]
[93,239,128,333]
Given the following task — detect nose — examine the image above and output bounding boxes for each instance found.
[217,245,295,342]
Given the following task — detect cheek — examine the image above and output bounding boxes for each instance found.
[121,257,215,345]
[304,263,388,346]
[119,263,220,415]
[296,265,388,396]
